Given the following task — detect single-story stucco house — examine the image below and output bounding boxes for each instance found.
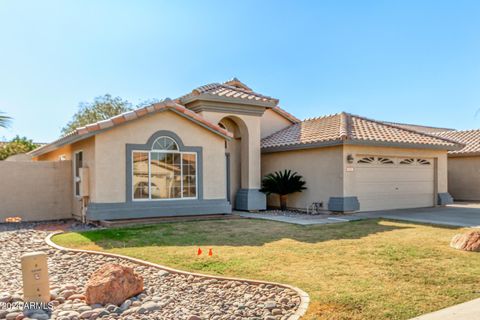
[22,79,465,222]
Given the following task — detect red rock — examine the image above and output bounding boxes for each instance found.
[450,231,480,252]
[85,264,144,305]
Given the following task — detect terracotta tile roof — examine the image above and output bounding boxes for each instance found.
[434,129,480,156]
[383,121,455,134]
[179,78,279,106]
[261,112,463,151]
[29,100,233,157]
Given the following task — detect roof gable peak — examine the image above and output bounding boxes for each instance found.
[223,77,252,91]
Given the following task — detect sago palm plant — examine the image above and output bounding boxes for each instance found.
[260,169,307,211]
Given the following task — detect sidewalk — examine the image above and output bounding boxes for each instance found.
[411,298,480,320]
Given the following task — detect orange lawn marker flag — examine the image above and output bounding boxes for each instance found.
[208,248,213,256]
[197,248,203,256]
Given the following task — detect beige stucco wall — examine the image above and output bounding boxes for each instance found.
[261,144,448,211]
[342,145,448,196]
[260,109,293,138]
[37,137,96,218]
[447,156,480,200]
[0,161,72,221]
[36,145,72,161]
[199,111,262,190]
[261,146,344,209]
[94,110,227,203]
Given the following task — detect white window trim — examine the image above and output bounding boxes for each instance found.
[73,150,83,198]
[131,150,198,202]
[151,136,179,151]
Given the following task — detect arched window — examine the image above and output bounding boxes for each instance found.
[152,136,179,151]
[132,135,197,200]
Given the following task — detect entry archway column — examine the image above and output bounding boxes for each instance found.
[235,116,266,211]
[200,111,266,211]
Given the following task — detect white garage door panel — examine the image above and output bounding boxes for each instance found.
[355,157,434,212]
[356,168,433,182]
[356,181,434,195]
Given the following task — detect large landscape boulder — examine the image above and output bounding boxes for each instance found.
[450,231,480,252]
[85,264,144,305]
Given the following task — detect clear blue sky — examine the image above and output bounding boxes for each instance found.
[1,0,480,142]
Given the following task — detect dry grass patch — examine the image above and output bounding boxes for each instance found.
[53,219,480,320]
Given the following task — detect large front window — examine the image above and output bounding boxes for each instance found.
[132,136,197,200]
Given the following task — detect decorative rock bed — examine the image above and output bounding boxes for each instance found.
[0,223,308,320]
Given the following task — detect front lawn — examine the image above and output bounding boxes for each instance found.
[53,219,480,320]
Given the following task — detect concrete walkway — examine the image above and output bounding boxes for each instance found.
[410,298,480,320]
[236,212,349,225]
[236,203,480,227]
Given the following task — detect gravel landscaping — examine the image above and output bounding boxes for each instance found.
[0,222,302,320]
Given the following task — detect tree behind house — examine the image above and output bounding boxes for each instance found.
[61,94,133,135]
[0,136,38,160]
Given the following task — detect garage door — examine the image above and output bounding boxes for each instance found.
[355,156,435,211]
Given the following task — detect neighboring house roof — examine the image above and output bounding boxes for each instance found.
[434,129,480,156]
[29,99,233,157]
[261,112,464,152]
[179,78,279,107]
[383,121,455,134]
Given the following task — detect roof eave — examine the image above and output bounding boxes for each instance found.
[181,93,278,108]
[448,151,480,157]
[344,139,464,151]
[261,139,463,154]
[29,132,94,157]
[30,106,233,158]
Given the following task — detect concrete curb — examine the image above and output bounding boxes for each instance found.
[45,232,310,320]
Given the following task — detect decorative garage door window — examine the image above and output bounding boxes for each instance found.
[357,156,395,165]
[132,136,197,200]
[357,156,432,165]
[399,158,432,165]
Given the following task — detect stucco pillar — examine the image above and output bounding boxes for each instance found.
[236,116,266,211]
[198,110,266,211]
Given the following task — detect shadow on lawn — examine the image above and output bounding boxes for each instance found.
[70,218,417,249]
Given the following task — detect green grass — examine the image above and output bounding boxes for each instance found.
[52,219,480,320]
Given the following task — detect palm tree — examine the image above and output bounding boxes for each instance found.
[260,170,307,211]
[0,112,11,128]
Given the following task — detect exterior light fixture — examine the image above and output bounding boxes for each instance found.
[347,154,354,163]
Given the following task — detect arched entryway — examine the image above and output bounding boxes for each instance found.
[219,116,249,209]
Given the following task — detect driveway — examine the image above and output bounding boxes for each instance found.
[347,202,480,227]
[236,203,480,227]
